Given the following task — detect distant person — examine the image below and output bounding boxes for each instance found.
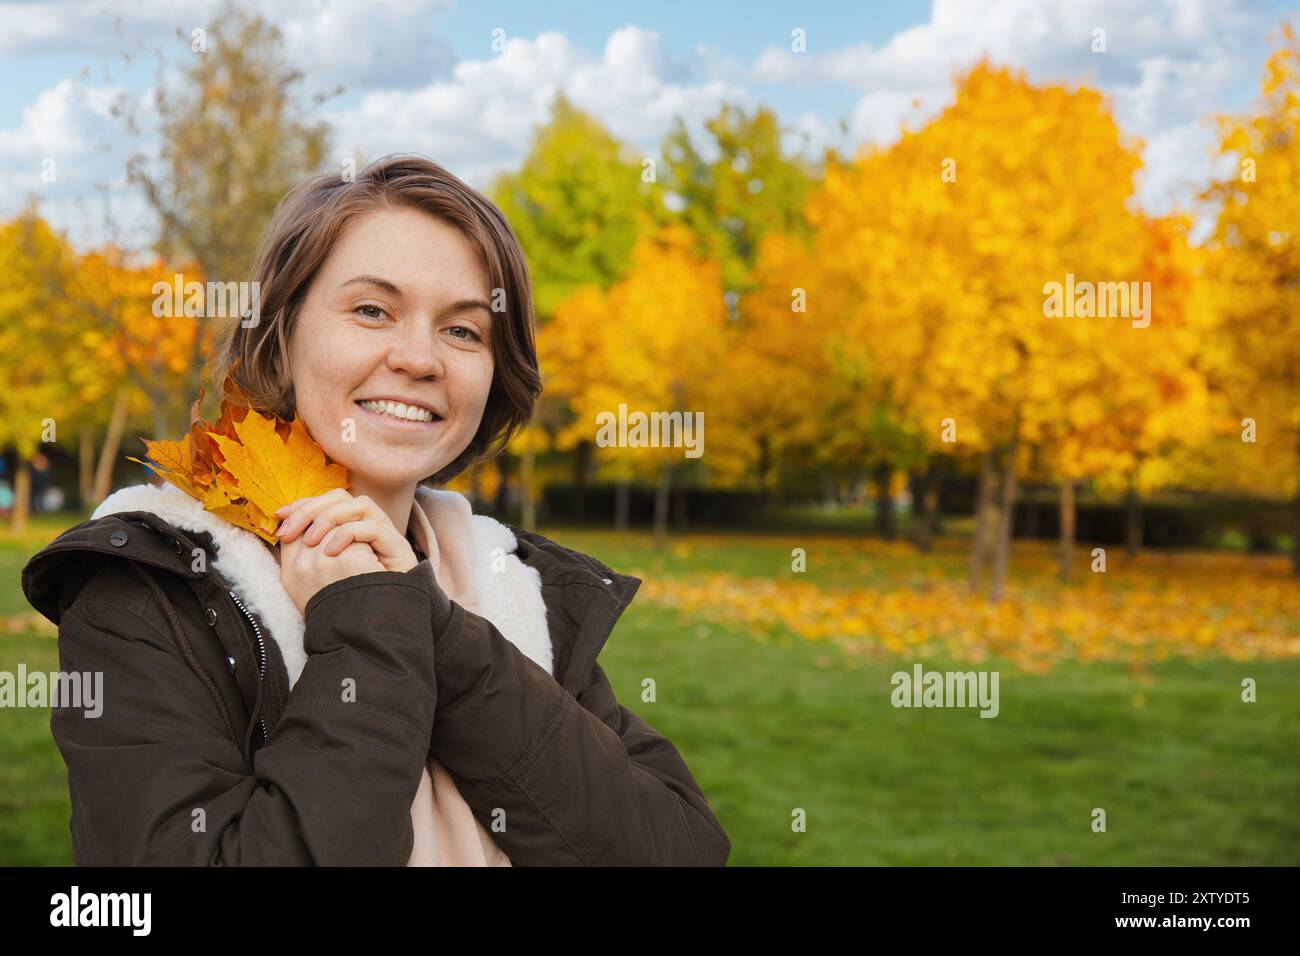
[30,451,51,514]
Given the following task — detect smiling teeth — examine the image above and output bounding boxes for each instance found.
[358,399,436,422]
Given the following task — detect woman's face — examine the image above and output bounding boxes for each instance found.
[285,206,495,490]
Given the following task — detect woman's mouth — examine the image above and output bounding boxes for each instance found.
[355,399,442,426]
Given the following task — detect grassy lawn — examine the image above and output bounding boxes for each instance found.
[2,512,1297,865]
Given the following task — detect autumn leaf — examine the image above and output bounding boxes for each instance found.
[128,433,210,502]
[208,407,349,536]
[130,373,349,544]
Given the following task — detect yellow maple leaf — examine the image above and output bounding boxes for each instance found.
[130,373,349,544]
[208,408,350,541]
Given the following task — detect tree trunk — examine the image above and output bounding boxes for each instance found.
[1059,479,1075,581]
[672,468,688,529]
[79,429,95,513]
[493,453,511,519]
[520,446,535,532]
[152,389,170,448]
[653,462,671,550]
[1293,483,1300,575]
[990,433,1020,603]
[572,440,592,523]
[925,458,943,545]
[1294,431,1300,575]
[91,385,132,506]
[873,462,895,540]
[11,454,31,535]
[969,448,996,592]
[913,458,942,552]
[908,469,922,547]
[1124,479,1142,557]
[614,477,630,532]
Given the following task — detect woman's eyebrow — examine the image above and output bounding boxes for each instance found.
[340,274,402,295]
[444,298,493,316]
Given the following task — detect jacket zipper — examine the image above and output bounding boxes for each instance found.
[227,589,269,744]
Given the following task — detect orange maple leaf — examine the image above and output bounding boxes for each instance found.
[129,372,349,544]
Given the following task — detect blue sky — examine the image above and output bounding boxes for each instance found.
[1,0,1297,250]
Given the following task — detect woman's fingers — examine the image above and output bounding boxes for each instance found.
[320,525,357,555]
[274,491,415,572]
[324,520,417,571]
[300,496,385,546]
[276,489,365,543]
[273,490,338,539]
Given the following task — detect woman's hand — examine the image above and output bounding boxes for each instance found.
[275,488,420,575]
[277,527,386,616]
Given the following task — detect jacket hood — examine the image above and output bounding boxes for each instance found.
[22,481,642,696]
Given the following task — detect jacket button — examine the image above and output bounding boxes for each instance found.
[205,608,218,626]
[167,537,182,553]
[226,656,237,674]
[109,530,128,547]
[601,577,613,585]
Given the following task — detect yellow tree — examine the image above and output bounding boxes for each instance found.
[792,60,1148,599]
[544,222,727,544]
[0,212,84,530]
[701,229,839,497]
[1202,21,1300,572]
[3,208,210,519]
[1034,214,1218,575]
[68,249,212,505]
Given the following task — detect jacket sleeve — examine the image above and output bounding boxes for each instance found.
[427,596,731,866]
[49,561,447,866]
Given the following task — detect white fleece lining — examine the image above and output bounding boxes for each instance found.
[91,482,551,688]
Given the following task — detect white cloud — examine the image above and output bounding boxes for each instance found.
[0,77,155,250]
[744,0,1271,212]
[324,26,752,188]
[0,0,454,90]
[0,0,1285,250]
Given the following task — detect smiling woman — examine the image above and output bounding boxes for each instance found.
[22,153,731,868]
[209,156,539,521]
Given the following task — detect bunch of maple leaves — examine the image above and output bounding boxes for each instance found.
[128,372,349,544]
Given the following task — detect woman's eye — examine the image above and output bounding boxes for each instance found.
[355,304,387,320]
[448,324,482,342]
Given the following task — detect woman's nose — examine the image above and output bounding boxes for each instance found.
[385,321,444,378]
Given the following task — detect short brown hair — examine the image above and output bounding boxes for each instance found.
[207,153,541,486]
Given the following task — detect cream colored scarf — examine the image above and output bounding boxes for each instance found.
[404,491,512,867]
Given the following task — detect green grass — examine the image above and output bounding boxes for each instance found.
[2,513,1297,865]
[595,602,1300,864]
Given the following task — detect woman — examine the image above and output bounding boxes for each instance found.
[21,154,730,867]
